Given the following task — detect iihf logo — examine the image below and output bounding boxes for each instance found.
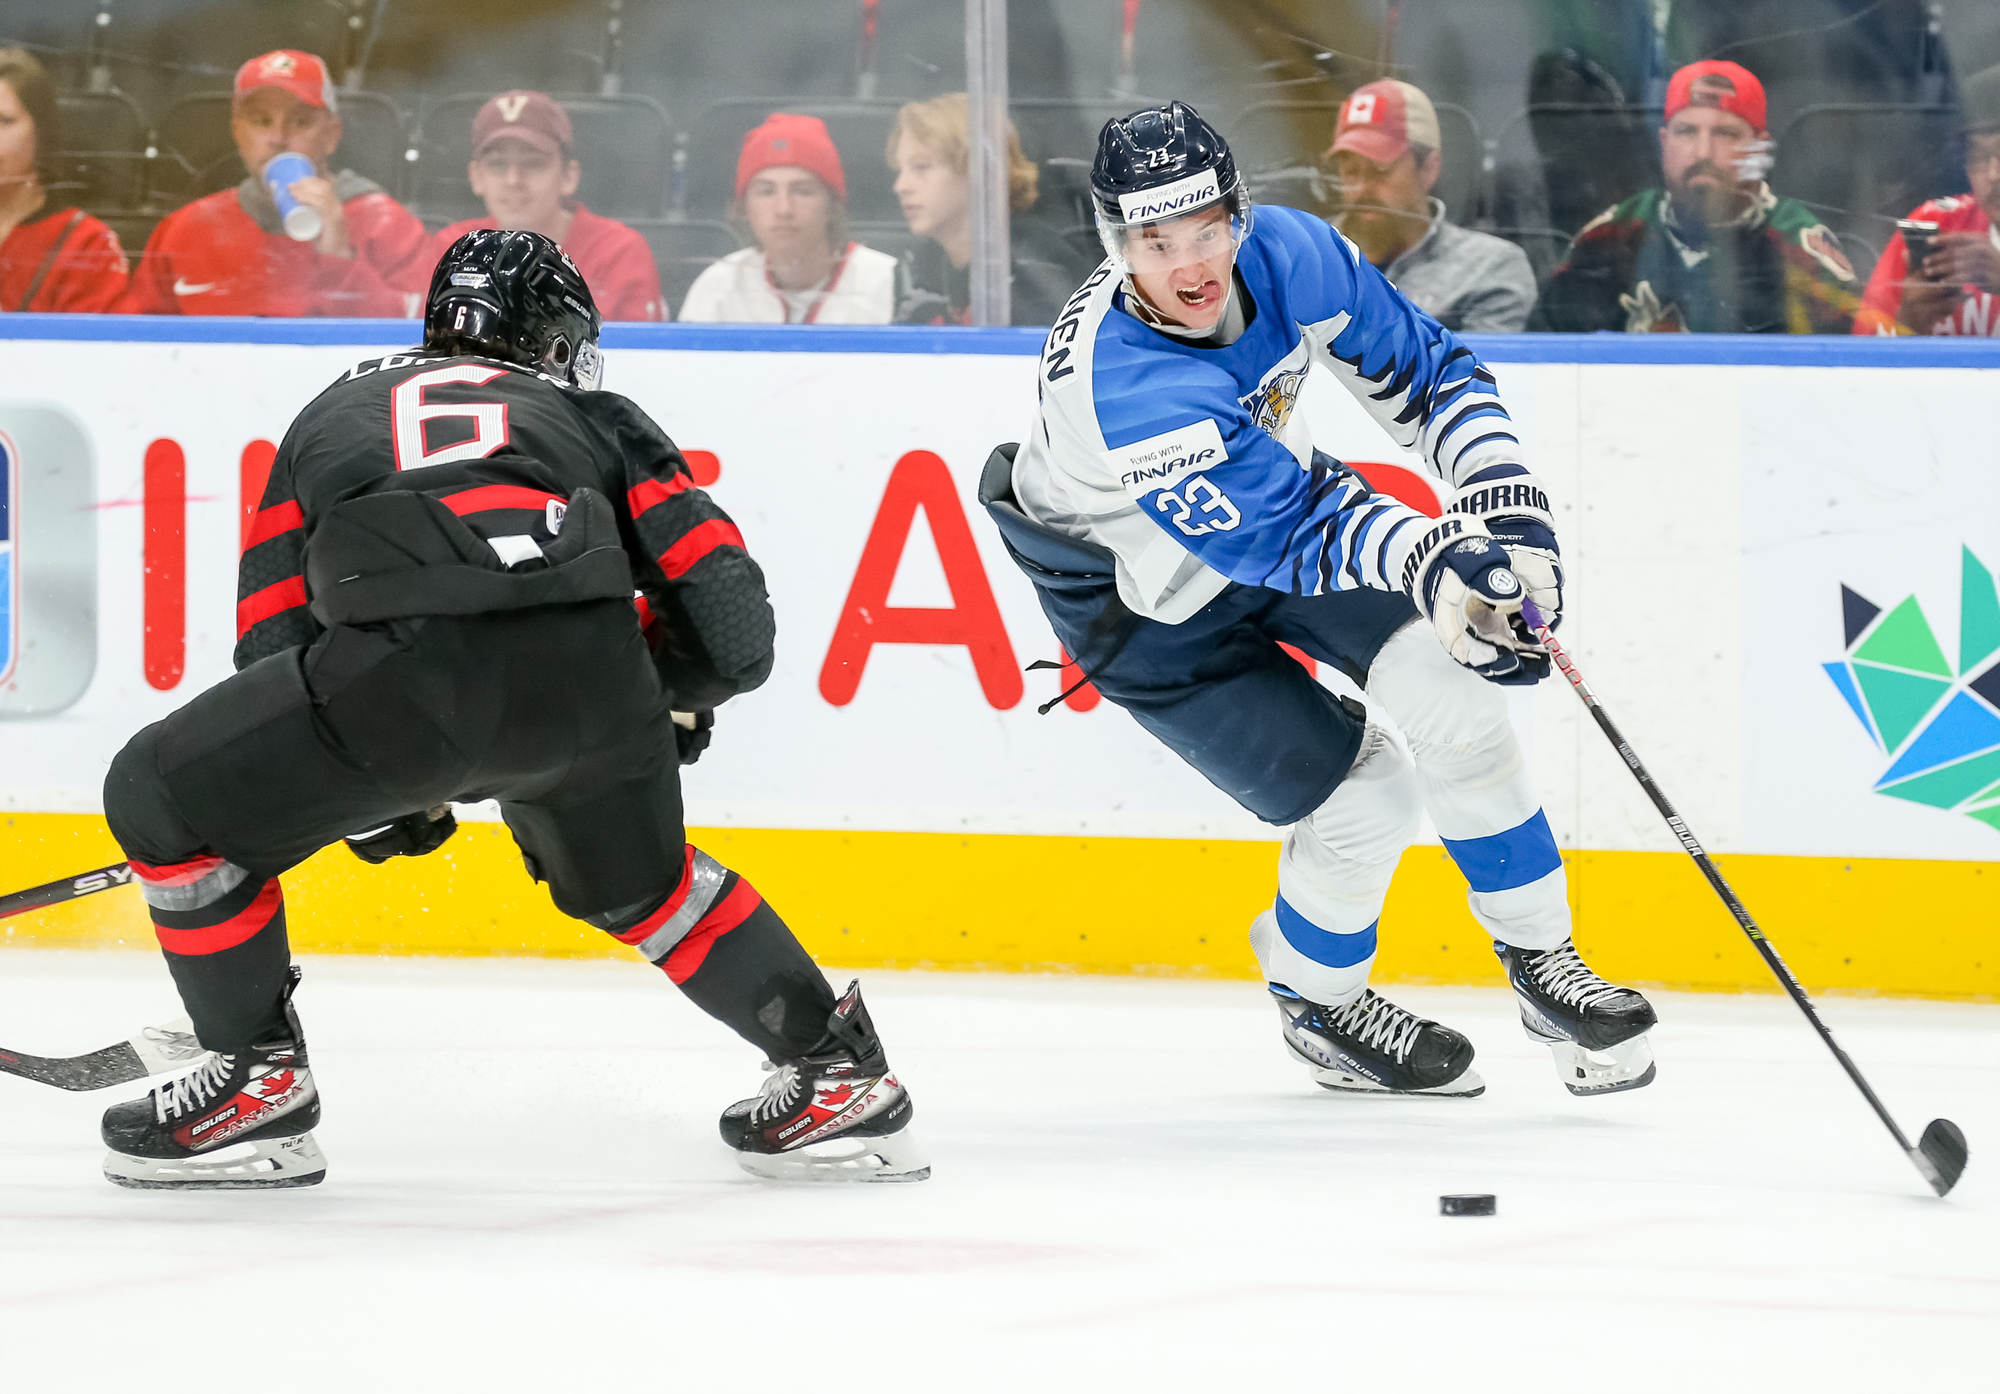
[0,428,15,686]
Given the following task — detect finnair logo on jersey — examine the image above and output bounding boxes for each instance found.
[1111,418,1228,490]
[1117,169,1221,223]
[1822,547,2000,836]
[0,429,14,685]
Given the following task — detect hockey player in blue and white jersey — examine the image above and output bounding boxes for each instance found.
[980,102,1657,1098]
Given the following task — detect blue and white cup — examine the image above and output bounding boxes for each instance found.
[261,151,323,242]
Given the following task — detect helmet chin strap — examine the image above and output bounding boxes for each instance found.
[1123,261,1242,341]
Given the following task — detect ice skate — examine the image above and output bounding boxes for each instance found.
[1495,939,1657,1096]
[100,982,323,1190]
[719,980,927,1182]
[1273,986,1485,1096]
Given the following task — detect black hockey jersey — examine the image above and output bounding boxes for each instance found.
[237,350,773,710]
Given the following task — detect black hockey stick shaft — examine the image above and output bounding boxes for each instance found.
[1522,600,1967,1196]
[0,1020,203,1091]
[0,862,136,920]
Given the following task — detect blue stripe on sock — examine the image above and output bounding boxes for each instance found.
[1439,809,1563,893]
[1273,896,1378,968]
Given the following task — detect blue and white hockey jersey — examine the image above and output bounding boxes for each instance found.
[1013,203,1525,623]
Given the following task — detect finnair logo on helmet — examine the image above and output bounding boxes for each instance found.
[1118,168,1222,222]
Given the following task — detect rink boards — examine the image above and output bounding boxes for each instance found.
[0,321,1994,998]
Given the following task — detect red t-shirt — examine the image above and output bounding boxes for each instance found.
[121,173,431,317]
[1853,195,2000,336]
[426,205,666,321]
[0,205,128,312]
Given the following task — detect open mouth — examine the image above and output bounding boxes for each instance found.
[1174,279,1222,309]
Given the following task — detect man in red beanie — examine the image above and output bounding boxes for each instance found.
[425,90,664,321]
[1537,59,1858,332]
[678,112,896,323]
[122,49,428,316]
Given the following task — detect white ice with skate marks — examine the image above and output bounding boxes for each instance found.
[0,951,1992,1392]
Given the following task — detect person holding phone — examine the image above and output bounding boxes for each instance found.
[121,50,429,317]
[1853,68,2000,336]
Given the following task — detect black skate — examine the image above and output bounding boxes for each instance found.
[100,975,324,1189]
[1495,939,1658,1096]
[719,981,927,1183]
[1273,986,1484,1096]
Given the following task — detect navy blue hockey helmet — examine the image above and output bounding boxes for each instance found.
[1090,101,1252,270]
[424,228,604,390]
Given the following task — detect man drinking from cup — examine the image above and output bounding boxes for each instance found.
[121,49,428,316]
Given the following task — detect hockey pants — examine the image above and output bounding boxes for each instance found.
[985,463,1570,1008]
[102,601,833,1056]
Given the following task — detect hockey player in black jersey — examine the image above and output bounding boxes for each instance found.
[96,230,924,1189]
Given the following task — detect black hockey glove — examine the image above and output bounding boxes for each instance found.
[346,806,457,864]
[672,710,715,766]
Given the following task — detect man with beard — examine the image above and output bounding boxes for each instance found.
[1327,79,1535,333]
[1853,67,2000,336]
[1535,60,1857,333]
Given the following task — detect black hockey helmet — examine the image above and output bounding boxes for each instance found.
[424,228,604,390]
[1090,101,1252,270]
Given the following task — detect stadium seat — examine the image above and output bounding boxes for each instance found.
[151,90,409,205]
[412,92,672,224]
[49,91,150,212]
[1230,98,1487,223]
[623,217,740,317]
[1493,103,1661,237]
[1487,226,1575,283]
[1774,104,1965,226]
[680,99,903,224]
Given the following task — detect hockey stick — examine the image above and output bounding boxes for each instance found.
[1521,599,1968,1196]
[0,862,136,921]
[0,1020,204,1091]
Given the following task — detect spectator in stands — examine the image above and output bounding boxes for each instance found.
[0,48,127,312]
[122,49,427,317]
[886,93,1070,325]
[1854,67,2000,337]
[1325,79,1535,333]
[680,113,895,323]
[428,90,664,322]
[1535,60,1858,334]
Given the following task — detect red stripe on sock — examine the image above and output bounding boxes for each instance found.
[661,878,763,985]
[128,854,226,887]
[236,576,307,637]
[153,880,283,957]
[608,845,698,946]
[657,520,744,580]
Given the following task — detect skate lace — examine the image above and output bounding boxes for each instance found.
[153,1053,236,1123]
[748,1060,806,1125]
[1324,992,1423,1064]
[1529,941,1626,1011]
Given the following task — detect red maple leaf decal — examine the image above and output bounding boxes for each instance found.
[816,1083,857,1110]
[253,1068,295,1099]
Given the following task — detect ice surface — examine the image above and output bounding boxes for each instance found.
[0,950,1993,1392]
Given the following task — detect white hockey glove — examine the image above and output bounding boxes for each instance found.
[1448,472,1563,630]
[1399,515,1549,686]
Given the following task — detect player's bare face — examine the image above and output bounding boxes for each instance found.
[469,138,580,239]
[1660,108,1761,225]
[1126,207,1236,330]
[231,88,340,176]
[1967,133,2000,222]
[0,79,39,192]
[744,167,836,260]
[893,140,971,256]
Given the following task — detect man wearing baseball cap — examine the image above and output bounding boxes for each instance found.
[122,49,428,316]
[426,90,664,321]
[1326,78,1535,332]
[679,112,897,323]
[1853,65,2000,336]
[1537,59,1857,333]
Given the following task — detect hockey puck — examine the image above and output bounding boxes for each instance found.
[1439,1193,1496,1217]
